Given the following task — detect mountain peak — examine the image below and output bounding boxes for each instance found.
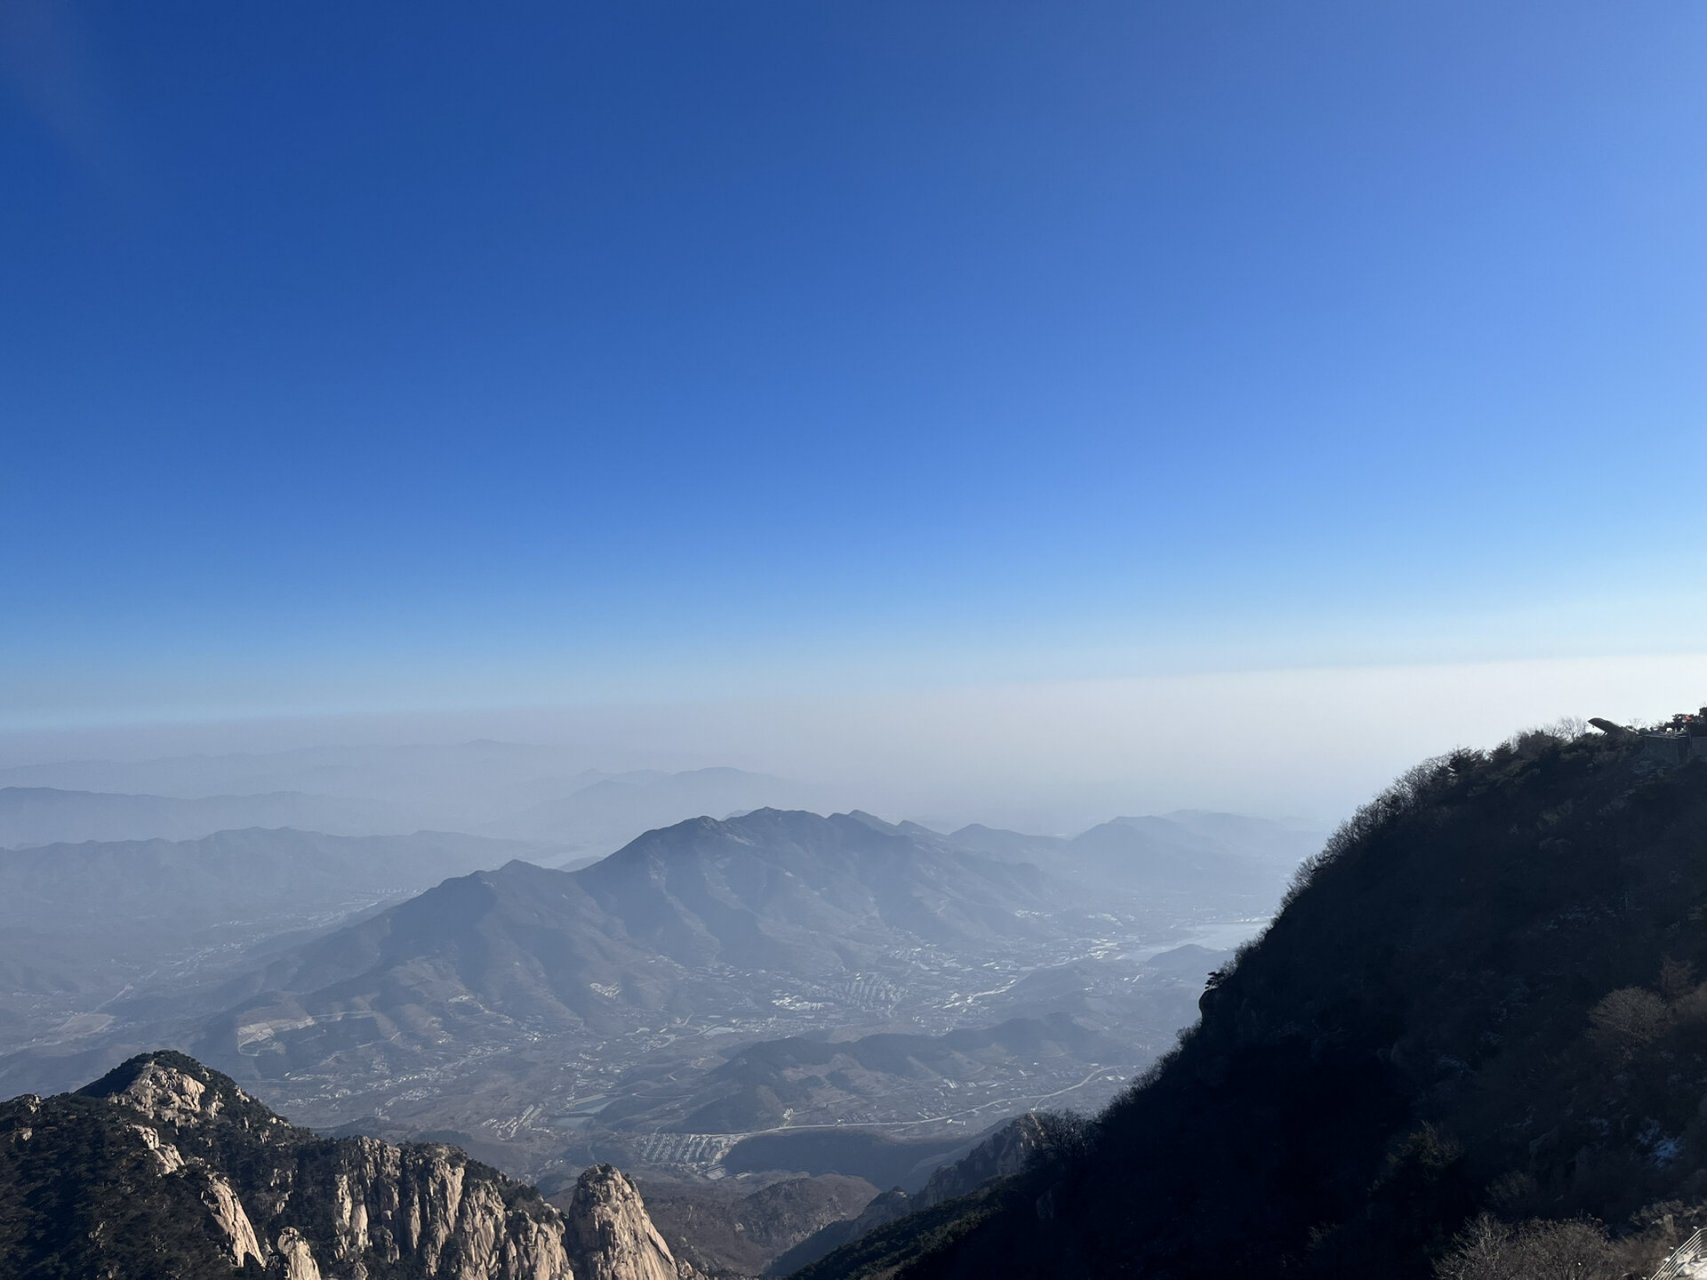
[79,1050,266,1130]
[5,1052,695,1279]
[567,1164,684,1280]
[842,809,900,832]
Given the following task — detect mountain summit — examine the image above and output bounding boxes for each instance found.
[160,808,1068,1085]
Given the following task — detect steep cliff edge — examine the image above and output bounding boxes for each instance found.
[801,728,1707,1278]
[566,1165,684,1280]
[0,1050,682,1279]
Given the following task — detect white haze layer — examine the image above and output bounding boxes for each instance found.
[1,652,1701,833]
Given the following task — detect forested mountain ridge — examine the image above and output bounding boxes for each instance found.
[803,726,1707,1278]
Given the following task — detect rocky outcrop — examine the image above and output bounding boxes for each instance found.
[0,1051,682,1280]
[113,1054,231,1126]
[301,1134,576,1279]
[276,1228,322,1280]
[132,1120,187,1172]
[200,1170,266,1267]
[915,1111,1053,1207]
[566,1165,682,1280]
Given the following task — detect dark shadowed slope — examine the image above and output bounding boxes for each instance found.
[801,729,1707,1279]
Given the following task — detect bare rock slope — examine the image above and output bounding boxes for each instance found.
[566,1165,684,1280]
[0,1050,687,1280]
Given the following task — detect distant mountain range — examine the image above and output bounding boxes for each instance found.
[484,766,835,847]
[0,740,602,804]
[0,785,410,847]
[166,809,1070,1083]
[0,744,844,851]
[946,808,1321,903]
[0,827,550,1055]
[0,826,543,955]
[0,802,1309,1182]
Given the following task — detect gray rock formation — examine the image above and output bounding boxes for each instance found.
[566,1164,688,1280]
[0,1050,684,1280]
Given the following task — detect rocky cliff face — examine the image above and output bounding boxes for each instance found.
[0,1050,680,1280]
[565,1165,684,1280]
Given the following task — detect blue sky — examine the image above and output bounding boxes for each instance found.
[5,2,1706,733]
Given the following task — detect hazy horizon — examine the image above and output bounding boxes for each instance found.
[4,651,1702,831]
[8,4,1706,804]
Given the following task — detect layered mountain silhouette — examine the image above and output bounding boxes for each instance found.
[0,745,840,852]
[946,809,1321,905]
[0,785,408,847]
[0,827,544,1047]
[126,809,1073,1082]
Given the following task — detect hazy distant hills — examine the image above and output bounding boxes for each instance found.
[0,785,411,847]
[175,810,1073,1082]
[1061,810,1319,895]
[482,766,837,848]
[0,745,843,853]
[0,826,548,1046]
[940,809,1320,911]
[941,823,1065,861]
[574,809,1062,969]
[0,740,594,805]
[198,857,677,1062]
[0,742,1324,875]
[0,826,541,948]
[0,797,1308,1179]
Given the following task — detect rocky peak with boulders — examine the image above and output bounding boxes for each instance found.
[0,1050,683,1280]
[566,1164,695,1280]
